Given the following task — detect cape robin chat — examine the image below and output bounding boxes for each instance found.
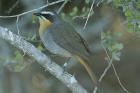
[34,11,98,87]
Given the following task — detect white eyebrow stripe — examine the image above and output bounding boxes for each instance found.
[41,11,54,15]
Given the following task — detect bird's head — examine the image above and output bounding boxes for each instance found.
[34,11,59,34]
[34,11,59,24]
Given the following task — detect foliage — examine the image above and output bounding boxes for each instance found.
[101,31,123,61]
[0,50,32,72]
[60,0,95,21]
[112,0,140,32]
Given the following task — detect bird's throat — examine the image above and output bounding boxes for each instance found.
[39,20,52,35]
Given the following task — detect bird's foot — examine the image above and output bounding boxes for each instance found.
[62,57,71,73]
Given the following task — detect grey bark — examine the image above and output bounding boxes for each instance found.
[0,26,89,93]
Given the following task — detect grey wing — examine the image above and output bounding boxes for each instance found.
[51,22,91,58]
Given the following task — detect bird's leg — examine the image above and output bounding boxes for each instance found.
[49,54,58,63]
[63,57,71,73]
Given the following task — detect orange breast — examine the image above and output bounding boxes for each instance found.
[39,20,52,35]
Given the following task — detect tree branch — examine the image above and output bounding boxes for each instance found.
[0,0,66,18]
[0,26,89,93]
[83,0,95,31]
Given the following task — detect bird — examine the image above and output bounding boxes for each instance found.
[34,10,98,87]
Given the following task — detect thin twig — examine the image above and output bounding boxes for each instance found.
[47,0,49,4]
[93,86,98,93]
[0,0,66,18]
[83,0,95,31]
[112,63,131,93]
[0,26,89,93]
[101,42,131,93]
[93,43,113,93]
[57,0,69,14]
[6,0,19,14]
[16,16,20,35]
[99,57,113,82]
[96,0,104,7]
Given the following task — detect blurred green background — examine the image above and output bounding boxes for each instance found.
[0,0,140,93]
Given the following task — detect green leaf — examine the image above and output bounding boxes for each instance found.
[69,7,78,16]
[85,0,90,4]
[136,2,140,9]
[32,15,37,23]
[14,51,23,62]
[112,52,121,61]
[125,9,133,17]
[37,45,44,51]
[114,43,124,50]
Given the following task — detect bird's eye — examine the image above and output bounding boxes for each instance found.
[41,14,54,22]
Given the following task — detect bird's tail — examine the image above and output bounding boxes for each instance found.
[75,55,98,87]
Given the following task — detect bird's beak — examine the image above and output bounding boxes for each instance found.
[33,13,41,16]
